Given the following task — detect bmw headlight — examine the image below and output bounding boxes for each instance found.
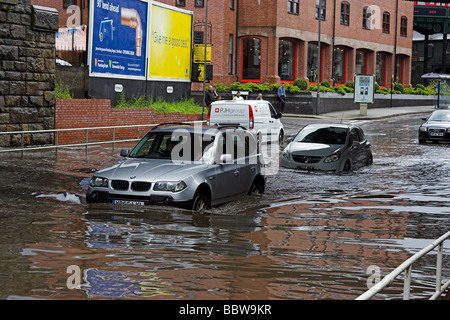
[154,181,187,192]
[324,150,341,163]
[90,177,108,188]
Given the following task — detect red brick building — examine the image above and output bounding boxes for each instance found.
[33,0,414,88]
[161,0,414,88]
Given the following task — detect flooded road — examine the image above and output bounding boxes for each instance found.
[0,113,449,300]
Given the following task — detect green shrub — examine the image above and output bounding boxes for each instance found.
[345,82,354,89]
[293,78,308,90]
[320,81,331,88]
[414,83,425,91]
[394,82,405,93]
[54,80,73,99]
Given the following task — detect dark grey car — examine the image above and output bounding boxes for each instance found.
[86,124,265,213]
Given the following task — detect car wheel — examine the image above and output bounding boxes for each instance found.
[366,154,373,166]
[419,138,427,144]
[192,193,208,214]
[278,130,284,145]
[249,181,264,195]
[343,160,351,172]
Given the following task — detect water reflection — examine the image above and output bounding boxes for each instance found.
[0,115,450,300]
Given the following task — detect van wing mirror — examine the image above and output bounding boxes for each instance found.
[277,112,283,118]
[219,154,233,164]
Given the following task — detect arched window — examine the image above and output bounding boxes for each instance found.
[333,47,346,84]
[376,52,387,87]
[278,39,296,81]
[242,38,261,82]
[382,12,390,34]
[340,2,350,26]
[400,16,407,37]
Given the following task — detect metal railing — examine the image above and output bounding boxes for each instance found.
[0,121,205,156]
[357,230,450,300]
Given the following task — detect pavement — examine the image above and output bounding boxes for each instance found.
[283,105,437,121]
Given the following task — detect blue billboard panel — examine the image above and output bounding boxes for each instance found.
[90,0,147,78]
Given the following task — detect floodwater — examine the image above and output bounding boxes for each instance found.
[0,114,449,300]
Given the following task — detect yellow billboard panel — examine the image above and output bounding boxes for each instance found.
[149,4,192,81]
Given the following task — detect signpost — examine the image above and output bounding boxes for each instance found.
[354,75,375,116]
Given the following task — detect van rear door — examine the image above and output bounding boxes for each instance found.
[208,102,249,127]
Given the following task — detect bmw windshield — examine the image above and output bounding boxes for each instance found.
[428,110,450,122]
[127,132,216,162]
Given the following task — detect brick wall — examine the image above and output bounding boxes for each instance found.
[54,99,202,144]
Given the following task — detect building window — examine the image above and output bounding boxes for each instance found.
[340,2,350,26]
[382,12,390,34]
[195,0,204,8]
[176,0,185,7]
[228,34,234,74]
[376,52,387,87]
[315,0,326,20]
[230,0,235,10]
[278,40,296,81]
[307,43,322,83]
[400,16,407,37]
[242,38,261,81]
[333,47,346,84]
[362,7,371,30]
[288,0,299,15]
[63,0,77,8]
[355,50,368,75]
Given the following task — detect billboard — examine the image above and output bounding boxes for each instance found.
[354,75,375,104]
[89,0,148,79]
[148,3,192,81]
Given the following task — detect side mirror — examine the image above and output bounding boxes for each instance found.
[422,117,428,121]
[219,154,233,164]
[277,112,283,119]
[120,149,130,157]
[286,137,293,143]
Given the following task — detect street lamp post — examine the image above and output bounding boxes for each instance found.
[316,0,322,115]
[202,0,209,120]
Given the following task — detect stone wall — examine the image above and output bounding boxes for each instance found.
[0,0,58,147]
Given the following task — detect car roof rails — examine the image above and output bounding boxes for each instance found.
[151,122,195,130]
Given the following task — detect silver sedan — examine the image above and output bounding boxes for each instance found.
[281,123,373,172]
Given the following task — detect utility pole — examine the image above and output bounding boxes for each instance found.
[202,0,209,120]
[316,0,322,115]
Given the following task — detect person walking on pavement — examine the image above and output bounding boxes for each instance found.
[205,85,216,107]
[277,83,286,113]
[256,93,263,100]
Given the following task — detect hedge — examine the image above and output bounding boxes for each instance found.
[214,79,436,96]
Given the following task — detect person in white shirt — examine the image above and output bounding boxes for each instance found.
[233,91,244,100]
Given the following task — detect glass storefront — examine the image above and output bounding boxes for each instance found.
[332,47,346,84]
[307,43,321,83]
[355,50,367,75]
[278,40,295,81]
[376,52,387,87]
[242,38,261,81]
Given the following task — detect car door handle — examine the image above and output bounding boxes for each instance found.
[251,166,256,171]
[234,170,239,176]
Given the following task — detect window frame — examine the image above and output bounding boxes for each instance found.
[315,0,326,21]
[288,0,299,15]
[362,6,371,30]
[340,2,350,26]
[382,12,390,34]
[195,0,204,8]
[175,0,186,7]
[241,37,262,83]
[400,16,408,37]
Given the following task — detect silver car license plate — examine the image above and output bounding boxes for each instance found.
[113,200,145,206]
[430,132,444,137]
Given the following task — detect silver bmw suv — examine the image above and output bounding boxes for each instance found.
[86,123,265,213]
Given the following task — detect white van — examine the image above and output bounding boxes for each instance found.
[207,100,284,144]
